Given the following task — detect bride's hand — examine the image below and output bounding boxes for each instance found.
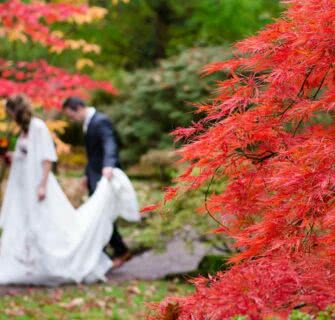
[2,151,12,165]
[80,176,88,189]
[5,151,12,158]
[37,185,47,202]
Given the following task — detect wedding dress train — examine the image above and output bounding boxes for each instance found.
[0,118,140,286]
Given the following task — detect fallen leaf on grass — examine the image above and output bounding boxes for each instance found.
[104,286,113,293]
[4,307,26,317]
[78,298,107,312]
[144,285,157,298]
[127,285,141,295]
[168,283,181,293]
[7,289,20,296]
[95,299,107,309]
[50,288,63,302]
[59,297,84,310]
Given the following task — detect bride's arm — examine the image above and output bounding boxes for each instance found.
[37,160,52,201]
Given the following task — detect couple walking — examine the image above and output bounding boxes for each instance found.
[0,94,140,286]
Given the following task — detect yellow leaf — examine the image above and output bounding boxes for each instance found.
[59,297,84,309]
[82,43,100,54]
[7,29,27,43]
[51,30,64,39]
[42,120,71,155]
[70,7,107,25]
[112,0,130,5]
[46,120,69,134]
[76,58,94,70]
[66,39,82,50]
[0,27,6,37]
[0,123,8,131]
[31,100,43,110]
[87,7,107,20]
[49,46,64,54]
[0,122,19,134]
[52,0,88,3]
[53,134,71,155]
[65,39,100,54]
[0,100,6,120]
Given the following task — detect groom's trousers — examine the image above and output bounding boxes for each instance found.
[88,175,129,258]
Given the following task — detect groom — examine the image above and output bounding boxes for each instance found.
[62,96,130,267]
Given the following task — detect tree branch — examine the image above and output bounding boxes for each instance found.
[204,167,225,227]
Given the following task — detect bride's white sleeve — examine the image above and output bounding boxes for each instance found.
[39,122,58,162]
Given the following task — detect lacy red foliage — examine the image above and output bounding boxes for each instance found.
[150,0,335,318]
[148,256,335,320]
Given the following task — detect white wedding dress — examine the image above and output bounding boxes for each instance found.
[0,118,140,286]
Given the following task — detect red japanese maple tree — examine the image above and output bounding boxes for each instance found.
[148,0,335,318]
[0,0,116,110]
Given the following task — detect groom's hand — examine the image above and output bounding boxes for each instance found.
[102,167,113,180]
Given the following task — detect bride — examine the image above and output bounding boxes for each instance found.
[0,94,140,286]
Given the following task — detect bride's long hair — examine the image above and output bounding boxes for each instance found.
[6,94,33,134]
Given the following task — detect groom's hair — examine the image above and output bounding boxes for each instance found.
[62,96,86,111]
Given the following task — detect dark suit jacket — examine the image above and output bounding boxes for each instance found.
[85,112,121,194]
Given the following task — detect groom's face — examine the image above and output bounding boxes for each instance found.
[64,107,84,122]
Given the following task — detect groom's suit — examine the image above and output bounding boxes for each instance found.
[84,110,128,257]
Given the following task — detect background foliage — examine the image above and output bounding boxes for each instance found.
[0,0,282,71]
[99,47,231,165]
[85,0,282,69]
[0,0,283,165]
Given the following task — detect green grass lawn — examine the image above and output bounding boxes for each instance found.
[0,280,192,319]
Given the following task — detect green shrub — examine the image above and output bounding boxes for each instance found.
[58,147,86,171]
[123,174,229,252]
[289,310,333,320]
[99,46,231,165]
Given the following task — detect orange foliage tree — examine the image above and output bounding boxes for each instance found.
[148,0,335,318]
[0,0,117,108]
[0,0,116,150]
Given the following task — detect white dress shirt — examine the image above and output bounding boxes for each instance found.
[83,107,96,133]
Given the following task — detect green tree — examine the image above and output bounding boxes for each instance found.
[99,46,231,165]
[84,0,283,69]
